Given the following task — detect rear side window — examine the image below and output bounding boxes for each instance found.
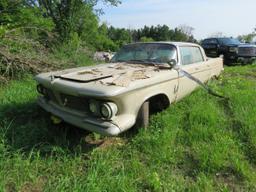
[180,46,204,65]
[202,39,217,44]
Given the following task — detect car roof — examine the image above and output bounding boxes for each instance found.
[126,41,200,47]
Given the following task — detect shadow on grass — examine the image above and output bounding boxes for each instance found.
[0,101,104,156]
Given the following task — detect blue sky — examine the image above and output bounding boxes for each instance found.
[97,0,255,40]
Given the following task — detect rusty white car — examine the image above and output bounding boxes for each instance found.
[35,42,223,136]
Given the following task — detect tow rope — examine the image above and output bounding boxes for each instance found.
[176,68,229,100]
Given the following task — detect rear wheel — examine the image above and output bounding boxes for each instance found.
[135,101,149,129]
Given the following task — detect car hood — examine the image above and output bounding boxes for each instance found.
[35,62,176,97]
[225,43,240,47]
[238,44,256,48]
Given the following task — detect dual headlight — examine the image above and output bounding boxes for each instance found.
[89,100,118,120]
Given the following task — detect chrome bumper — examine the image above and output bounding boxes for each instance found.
[37,97,122,136]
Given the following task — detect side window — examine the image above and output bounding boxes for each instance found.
[208,39,217,44]
[202,39,217,44]
[180,46,204,65]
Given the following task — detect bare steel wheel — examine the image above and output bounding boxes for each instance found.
[135,101,149,129]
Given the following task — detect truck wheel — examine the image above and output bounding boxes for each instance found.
[135,101,149,129]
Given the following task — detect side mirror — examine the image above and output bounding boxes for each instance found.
[219,54,224,59]
[167,59,177,68]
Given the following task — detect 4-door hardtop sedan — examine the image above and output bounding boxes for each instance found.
[35,42,223,136]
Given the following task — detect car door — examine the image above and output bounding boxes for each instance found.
[202,38,219,57]
[176,46,211,100]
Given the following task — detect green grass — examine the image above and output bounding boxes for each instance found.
[1,64,256,191]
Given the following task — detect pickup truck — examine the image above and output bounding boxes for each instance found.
[35,42,223,136]
[201,38,241,65]
[201,37,256,64]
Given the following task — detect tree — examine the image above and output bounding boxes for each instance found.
[30,0,121,41]
[238,33,256,43]
[107,26,131,47]
[178,24,194,37]
[140,36,154,42]
[209,32,225,38]
[0,0,53,30]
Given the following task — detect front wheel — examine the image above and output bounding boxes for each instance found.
[135,101,149,129]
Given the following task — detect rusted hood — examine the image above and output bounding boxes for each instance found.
[53,63,160,87]
[35,62,176,97]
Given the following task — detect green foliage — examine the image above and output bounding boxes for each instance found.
[1,65,256,191]
[140,36,154,42]
[238,33,256,43]
[0,25,7,37]
[37,0,120,42]
[0,1,54,31]
[132,25,194,42]
[107,26,132,47]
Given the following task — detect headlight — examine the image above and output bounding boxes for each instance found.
[229,47,238,53]
[100,102,118,120]
[89,100,99,115]
[37,84,47,95]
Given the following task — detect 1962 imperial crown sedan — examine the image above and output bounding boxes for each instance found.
[35,42,223,136]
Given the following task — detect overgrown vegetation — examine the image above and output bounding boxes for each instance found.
[1,1,256,191]
[0,64,256,191]
[0,0,196,84]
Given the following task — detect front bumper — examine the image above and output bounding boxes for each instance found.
[225,52,237,60]
[38,97,122,136]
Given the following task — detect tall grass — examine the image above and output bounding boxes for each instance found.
[1,64,256,191]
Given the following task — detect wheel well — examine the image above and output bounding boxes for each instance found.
[147,94,170,113]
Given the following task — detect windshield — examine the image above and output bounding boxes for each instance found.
[111,43,177,64]
[219,38,241,45]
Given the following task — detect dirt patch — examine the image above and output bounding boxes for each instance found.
[5,182,17,192]
[215,170,244,192]
[83,134,126,151]
[99,138,126,149]
[20,176,47,192]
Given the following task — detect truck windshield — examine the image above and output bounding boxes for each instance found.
[111,43,177,64]
[219,38,241,45]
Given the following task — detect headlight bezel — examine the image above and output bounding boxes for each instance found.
[100,102,118,120]
[88,100,118,120]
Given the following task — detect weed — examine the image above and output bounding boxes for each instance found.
[1,65,256,191]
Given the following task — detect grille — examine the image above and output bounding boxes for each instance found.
[59,93,89,112]
[45,89,58,103]
[238,47,255,56]
[45,89,88,112]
